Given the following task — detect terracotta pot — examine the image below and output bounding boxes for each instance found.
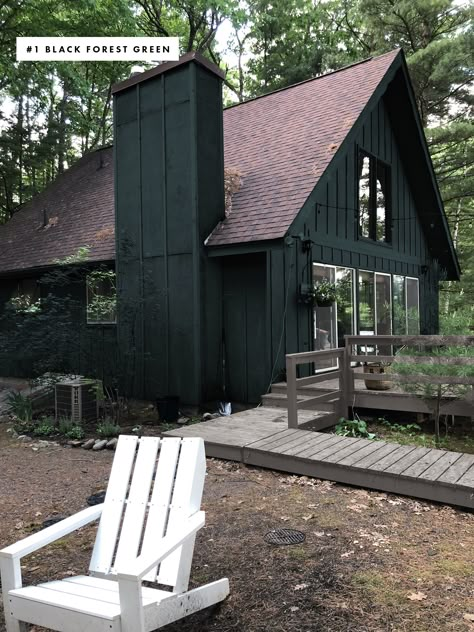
[363,364,392,391]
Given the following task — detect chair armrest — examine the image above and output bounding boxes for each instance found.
[116,510,205,580]
[0,504,103,561]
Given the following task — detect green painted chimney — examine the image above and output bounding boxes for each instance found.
[113,53,225,404]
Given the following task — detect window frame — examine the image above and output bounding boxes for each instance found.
[86,271,117,326]
[357,148,392,244]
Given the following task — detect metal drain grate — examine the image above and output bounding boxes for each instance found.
[264,528,305,546]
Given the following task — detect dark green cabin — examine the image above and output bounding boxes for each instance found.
[0,50,460,407]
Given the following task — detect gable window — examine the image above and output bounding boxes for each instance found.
[86,270,117,324]
[358,150,391,243]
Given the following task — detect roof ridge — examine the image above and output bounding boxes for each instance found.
[224,49,401,111]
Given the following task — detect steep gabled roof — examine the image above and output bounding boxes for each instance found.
[0,147,115,274]
[0,49,459,279]
[0,56,225,274]
[207,49,400,246]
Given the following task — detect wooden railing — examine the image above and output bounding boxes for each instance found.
[286,348,345,429]
[286,335,474,428]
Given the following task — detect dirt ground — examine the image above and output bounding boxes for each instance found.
[0,424,474,632]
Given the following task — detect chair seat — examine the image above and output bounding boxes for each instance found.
[9,575,173,631]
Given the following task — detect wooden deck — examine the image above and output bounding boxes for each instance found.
[166,407,474,509]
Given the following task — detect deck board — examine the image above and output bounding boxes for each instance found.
[166,406,474,509]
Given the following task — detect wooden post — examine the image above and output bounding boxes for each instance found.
[343,337,353,420]
[286,355,298,429]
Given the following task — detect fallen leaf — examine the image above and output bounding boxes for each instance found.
[302,514,314,521]
[464,614,474,622]
[294,583,309,591]
[290,606,299,612]
[407,592,427,601]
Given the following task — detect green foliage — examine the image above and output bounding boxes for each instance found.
[57,417,85,439]
[54,246,91,266]
[335,417,376,439]
[86,269,117,323]
[6,391,33,422]
[96,419,121,438]
[392,344,474,443]
[31,416,56,436]
[7,295,42,314]
[439,308,474,335]
[378,418,421,436]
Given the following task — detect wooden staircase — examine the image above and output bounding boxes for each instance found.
[261,382,335,410]
[261,381,341,430]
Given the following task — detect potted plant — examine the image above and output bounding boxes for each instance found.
[363,361,392,391]
[313,279,338,306]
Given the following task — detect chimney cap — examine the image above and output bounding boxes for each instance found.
[112,51,225,95]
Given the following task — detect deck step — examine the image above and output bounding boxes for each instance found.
[261,391,339,411]
[270,382,333,397]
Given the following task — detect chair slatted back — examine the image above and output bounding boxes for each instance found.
[89,435,206,591]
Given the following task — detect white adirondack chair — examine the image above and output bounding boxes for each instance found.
[0,435,229,632]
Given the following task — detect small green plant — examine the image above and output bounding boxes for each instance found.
[58,417,85,440]
[33,417,56,436]
[379,419,421,435]
[97,419,120,438]
[335,416,376,439]
[6,391,33,422]
[64,425,85,440]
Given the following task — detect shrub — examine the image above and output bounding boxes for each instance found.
[6,391,33,422]
[32,417,56,437]
[96,420,120,438]
[58,417,85,440]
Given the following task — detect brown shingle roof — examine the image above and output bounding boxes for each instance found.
[208,49,400,246]
[0,148,115,274]
[0,50,400,273]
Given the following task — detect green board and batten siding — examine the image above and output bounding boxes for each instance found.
[253,89,441,391]
[114,61,225,403]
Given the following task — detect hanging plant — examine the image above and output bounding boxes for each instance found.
[299,279,338,306]
[312,279,338,306]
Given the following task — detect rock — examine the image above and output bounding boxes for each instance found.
[87,491,106,506]
[106,438,118,450]
[93,439,108,451]
[82,439,95,450]
[202,413,213,421]
[42,515,67,530]
[177,417,188,425]
[68,440,83,448]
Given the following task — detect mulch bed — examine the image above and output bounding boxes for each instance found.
[0,423,473,632]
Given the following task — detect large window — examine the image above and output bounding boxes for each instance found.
[406,277,420,334]
[312,266,420,367]
[358,150,391,243]
[392,275,420,335]
[313,264,355,369]
[358,271,392,336]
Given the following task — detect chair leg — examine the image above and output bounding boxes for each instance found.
[118,576,145,632]
[0,558,27,632]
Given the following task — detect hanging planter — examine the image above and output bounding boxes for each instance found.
[298,279,338,307]
[299,279,338,307]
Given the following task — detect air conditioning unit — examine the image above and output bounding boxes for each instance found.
[55,378,99,423]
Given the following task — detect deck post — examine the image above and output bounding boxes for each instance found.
[343,337,353,419]
[286,355,298,429]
